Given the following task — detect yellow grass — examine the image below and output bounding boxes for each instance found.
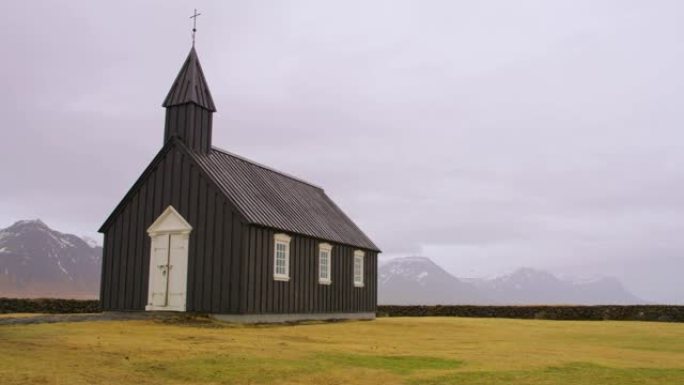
[1,316,684,384]
[0,313,44,319]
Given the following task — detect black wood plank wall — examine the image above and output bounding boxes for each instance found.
[100,144,243,313]
[164,104,212,153]
[240,225,378,314]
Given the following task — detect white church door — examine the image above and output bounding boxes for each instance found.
[145,206,192,312]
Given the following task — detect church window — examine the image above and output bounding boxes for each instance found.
[353,250,364,287]
[318,243,332,285]
[273,233,291,281]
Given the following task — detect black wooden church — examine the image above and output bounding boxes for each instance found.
[98,45,380,322]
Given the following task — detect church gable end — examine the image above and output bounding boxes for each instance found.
[99,140,245,313]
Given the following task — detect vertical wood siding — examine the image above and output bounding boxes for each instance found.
[241,226,378,314]
[164,104,213,153]
[100,144,243,313]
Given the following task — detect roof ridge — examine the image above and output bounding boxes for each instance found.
[210,146,323,190]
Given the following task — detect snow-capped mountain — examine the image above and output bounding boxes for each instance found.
[379,257,644,305]
[469,268,644,305]
[81,236,102,248]
[379,257,488,305]
[0,219,101,298]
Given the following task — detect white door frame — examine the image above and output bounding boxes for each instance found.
[145,205,192,312]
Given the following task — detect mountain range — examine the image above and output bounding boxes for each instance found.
[0,219,101,298]
[0,220,645,304]
[379,257,645,305]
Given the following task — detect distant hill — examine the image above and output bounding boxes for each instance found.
[379,257,644,305]
[466,267,644,305]
[379,257,488,305]
[0,220,101,298]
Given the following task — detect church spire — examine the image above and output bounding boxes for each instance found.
[162,46,216,153]
[162,47,216,112]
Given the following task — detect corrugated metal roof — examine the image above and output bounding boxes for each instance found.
[162,47,216,112]
[190,146,380,252]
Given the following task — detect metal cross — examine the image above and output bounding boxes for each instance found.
[190,9,201,46]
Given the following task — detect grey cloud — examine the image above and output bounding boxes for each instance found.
[1,0,683,303]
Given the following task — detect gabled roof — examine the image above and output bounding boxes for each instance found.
[162,47,216,112]
[100,138,380,252]
[189,146,380,252]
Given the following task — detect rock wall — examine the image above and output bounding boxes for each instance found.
[378,305,684,322]
[0,298,100,314]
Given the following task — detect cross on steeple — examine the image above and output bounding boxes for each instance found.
[190,9,201,46]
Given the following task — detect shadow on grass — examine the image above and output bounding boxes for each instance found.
[151,313,367,329]
[134,354,316,384]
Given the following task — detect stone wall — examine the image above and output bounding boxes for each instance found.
[0,298,100,314]
[378,305,684,322]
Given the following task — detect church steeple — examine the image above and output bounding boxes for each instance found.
[162,46,216,153]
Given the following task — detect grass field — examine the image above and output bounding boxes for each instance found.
[1,316,684,385]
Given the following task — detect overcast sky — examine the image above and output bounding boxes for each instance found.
[1,1,683,303]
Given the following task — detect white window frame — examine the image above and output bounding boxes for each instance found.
[353,250,365,287]
[273,233,291,281]
[318,243,333,285]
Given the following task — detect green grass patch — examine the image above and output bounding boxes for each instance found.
[133,352,461,384]
[319,353,462,374]
[415,362,684,385]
